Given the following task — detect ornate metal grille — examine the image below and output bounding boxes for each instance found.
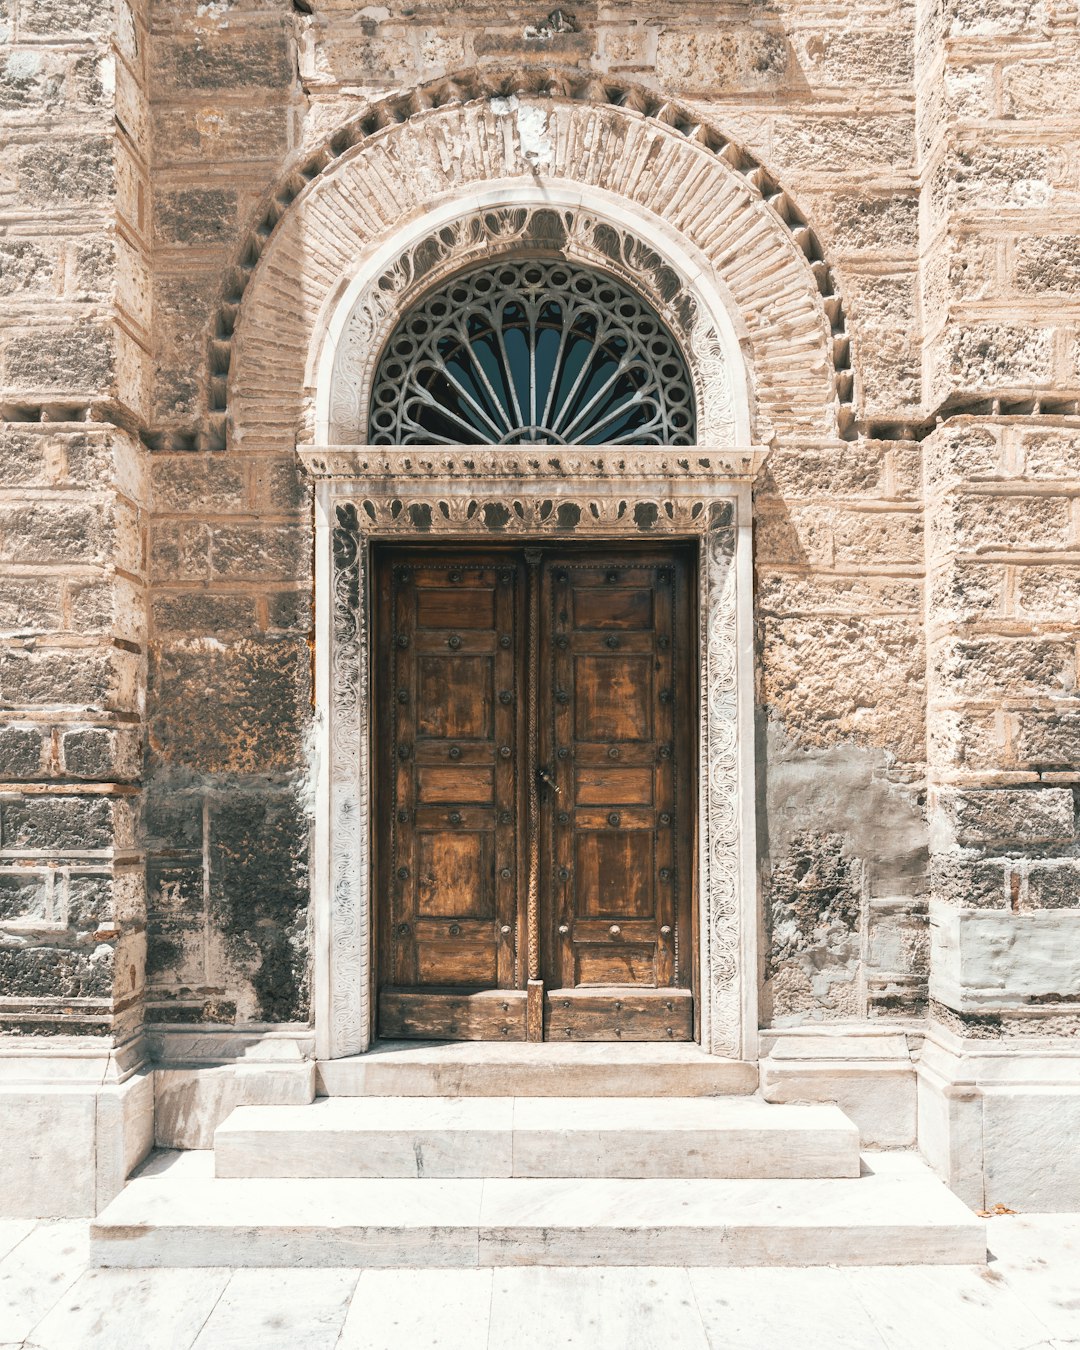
[368,259,696,445]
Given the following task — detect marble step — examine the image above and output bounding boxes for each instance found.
[317,1041,759,1098]
[91,1152,985,1269]
[213,1096,861,1180]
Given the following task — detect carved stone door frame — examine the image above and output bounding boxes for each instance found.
[302,444,768,1062]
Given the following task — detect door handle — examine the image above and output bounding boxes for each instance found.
[537,766,560,794]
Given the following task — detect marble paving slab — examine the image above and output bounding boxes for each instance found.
[337,1269,493,1349]
[190,1268,358,1349]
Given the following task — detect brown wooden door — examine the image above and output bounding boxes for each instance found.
[375,552,526,1039]
[375,544,695,1042]
[539,550,695,1040]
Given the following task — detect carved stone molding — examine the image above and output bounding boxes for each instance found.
[328,205,739,448]
[310,444,763,1060]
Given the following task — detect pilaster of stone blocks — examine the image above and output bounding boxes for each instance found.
[920,415,1080,1208]
[915,0,1080,413]
[0,0,154,1215]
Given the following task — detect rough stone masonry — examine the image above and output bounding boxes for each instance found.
[0,0,1078,1214]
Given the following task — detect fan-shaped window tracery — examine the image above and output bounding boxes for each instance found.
[368,259,696,446]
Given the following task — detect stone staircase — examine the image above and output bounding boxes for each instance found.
[90,1044,985,1269]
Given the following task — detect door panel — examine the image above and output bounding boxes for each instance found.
[375,544,695,1043]
[540,551,695,1041]
[376,552,525,1041]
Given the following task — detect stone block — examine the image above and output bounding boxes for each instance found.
[0,943,113,999]
[983,1088,1080,1210]
[4,321,116,396]
[654,29,789,93]
[1016,562,1080,619]
[150,521,211,581]
[929,560,1003,624]
[1014,708,1080,769]
[0,502,133,568]
[932,635,1076,700]
[146,858,204,919]
[67,872,118,927]
[210,523,307,582]
[932,492,1072,554]
[756,572,922,617]
[776,113,914,174]
[16,0,114,38]
[930,856,1009,909]
[250,456,307,511]
[0,868,48,920]
[764,445,884,499]
[149,637,308,775]
[0,723,44,778]
[793,28,913,86]
[949,142,1060,211]
[1014,235,1080,295]
[0,1071,152,1218]
[0,578,61,634]
[154,187,239,247]
[832,509,923,566]
[151,454,246,513]
[868,908,929,976]
[151,591,259,636]
[17,135,113,207]
[1025,861,1080,909]
[930,903,1080,1010]
[823,193,918,254]
[944,64,993,120]
[753,504,834,568]
[1003,55,1080,118]
[923,424,1002,490]
[928,707,1005,774]
[944,323,1054,390]
[72,237,116,304]
[0,792,117,851]
[945,232,999,302]
[762,614,925,761]
[0,46,68,111]
[154,1061,316,1150]
[937,0,1053,38]
[0,646,138,711]
[62,726,140,781]
[68,577,145,645]
[265,589,312,634]
[0,238,58,296]
[1016,428,1080,479]
[761,1034,916,1148]
[937,787,1075,848]
[151,104,290,166]
[151,29,292,91]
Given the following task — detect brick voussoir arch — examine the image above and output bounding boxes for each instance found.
[210,69,853,453]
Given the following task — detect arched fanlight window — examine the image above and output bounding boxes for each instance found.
[368,258,696,445]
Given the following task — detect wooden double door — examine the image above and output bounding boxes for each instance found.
[374,543,696,1042]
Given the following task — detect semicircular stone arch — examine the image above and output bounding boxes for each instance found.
[221,76,851,454]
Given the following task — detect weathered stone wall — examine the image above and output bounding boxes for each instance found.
[132,0,935,1036]
[0,0,151,1048]
[4,0,1078,1053]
